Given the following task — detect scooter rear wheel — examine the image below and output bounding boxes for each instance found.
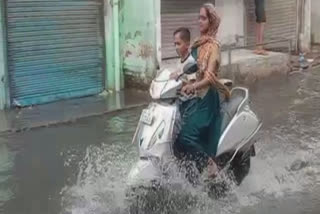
[230,145,255,185]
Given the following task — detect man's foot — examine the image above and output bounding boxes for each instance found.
[259,49,268,55]
[253,48,268,55]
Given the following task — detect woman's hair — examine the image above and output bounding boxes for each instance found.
[201,3,221,37]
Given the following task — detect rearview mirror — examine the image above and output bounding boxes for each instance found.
[183,61,198,74]
[219,78,233,87]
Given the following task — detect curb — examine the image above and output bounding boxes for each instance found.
[0,103,147,135]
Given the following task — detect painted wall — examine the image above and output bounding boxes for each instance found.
[215,0,245,46]
[0,1,9,110]
[311,0,320,44]
[104,0,115,90]
[119,0,158,88]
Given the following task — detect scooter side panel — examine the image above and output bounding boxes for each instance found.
[216,107,260,156]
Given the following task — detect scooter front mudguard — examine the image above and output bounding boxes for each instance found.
[127,159,161,187]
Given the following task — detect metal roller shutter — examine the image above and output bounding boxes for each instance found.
[6,0,105,106]
[161,0,215,59]
[245,0,298,50]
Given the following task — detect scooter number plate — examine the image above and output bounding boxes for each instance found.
[140,109,153,125]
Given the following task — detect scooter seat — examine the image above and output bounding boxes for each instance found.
[220,93,245,133]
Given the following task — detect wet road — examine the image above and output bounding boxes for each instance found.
[0,67,319,214]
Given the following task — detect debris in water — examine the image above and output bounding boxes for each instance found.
[98,90,110,97]
[307,58,314,63]
[289,159,309,171]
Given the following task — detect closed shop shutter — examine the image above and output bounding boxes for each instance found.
[161,0,215,59]
[6,0,105,106]
[245,0,298,50]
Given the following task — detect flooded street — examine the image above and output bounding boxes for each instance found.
[0,68,320,214]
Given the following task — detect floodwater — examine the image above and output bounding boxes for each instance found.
[0,68,319,214]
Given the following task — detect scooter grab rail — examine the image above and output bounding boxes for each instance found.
[230,87,250,115]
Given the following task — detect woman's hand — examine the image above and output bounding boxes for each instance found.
[181,83,195,95]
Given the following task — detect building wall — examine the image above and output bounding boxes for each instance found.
[311,0,320,44]
[119,0,158,88]
[118,0,246,88]
[0,0,248,106]
[216,0,245,46]
[1,0,160,107]
[104,0,116,90]
[0,0,9,109]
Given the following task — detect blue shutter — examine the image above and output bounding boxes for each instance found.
[6,0,105,106]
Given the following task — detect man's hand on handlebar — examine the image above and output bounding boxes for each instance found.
[170,69,183,81]
[169,71,179,80]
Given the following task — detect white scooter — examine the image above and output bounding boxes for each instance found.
[127,61,262,190]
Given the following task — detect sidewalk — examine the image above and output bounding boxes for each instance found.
[0,89,150,133]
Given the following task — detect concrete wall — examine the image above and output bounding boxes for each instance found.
[311,0,320,44]
[119,0,158,89]
[0,1,9,110]
[215,0,245,46]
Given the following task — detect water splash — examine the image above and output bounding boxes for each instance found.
[61,142,137,214]
[60,141,242,214]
